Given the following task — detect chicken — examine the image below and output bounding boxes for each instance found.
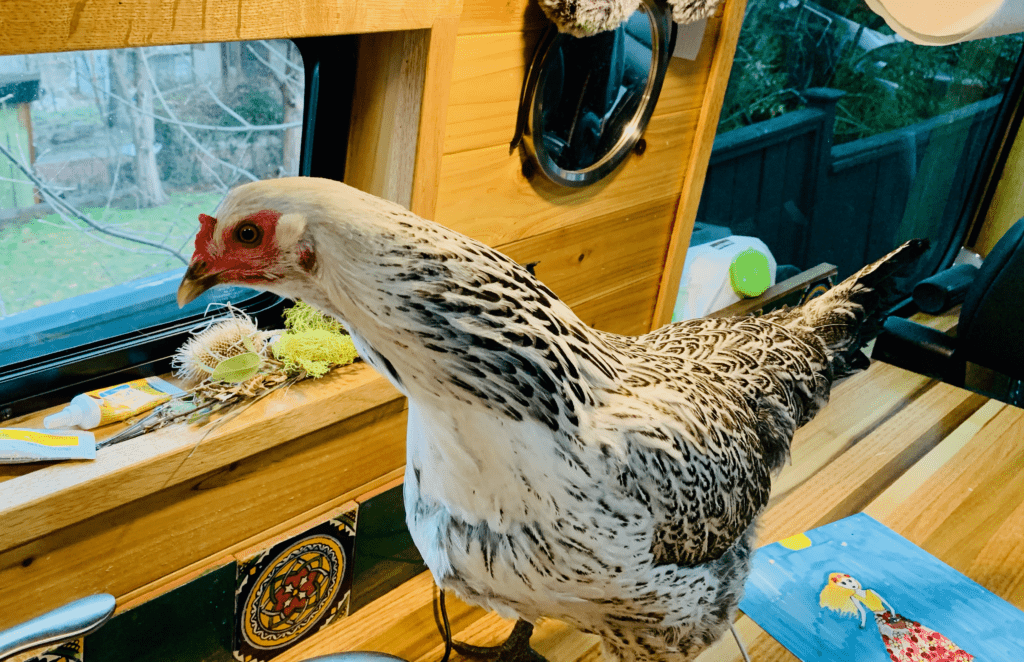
[177,177,927,662]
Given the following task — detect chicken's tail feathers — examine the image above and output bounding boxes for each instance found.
[787,238,930,376]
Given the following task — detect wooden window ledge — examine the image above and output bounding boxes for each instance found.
[0,361,403,555]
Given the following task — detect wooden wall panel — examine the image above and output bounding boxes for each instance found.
[656,18,723,116]
[653,0,747,326]
[347,30,430,209]
[444,30,546,155]
[456,0,548,35]
[499,195,677,307]
[0,0,461,55]
[438,1,728,338]
[572,275,661,336]
[434,108,699,247]
[444,21,720,156]
[411,15,461,218]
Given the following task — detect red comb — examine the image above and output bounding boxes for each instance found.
[194,213,218,260]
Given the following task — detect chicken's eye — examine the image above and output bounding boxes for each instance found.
[235,223,262,245]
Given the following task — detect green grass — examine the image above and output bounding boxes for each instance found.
[0,191,222,317]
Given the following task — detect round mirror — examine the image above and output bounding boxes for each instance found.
[520,0,676,187]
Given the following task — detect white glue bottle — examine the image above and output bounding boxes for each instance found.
[43,376,184,430]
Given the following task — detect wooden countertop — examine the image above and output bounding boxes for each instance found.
[272,360,1024,662]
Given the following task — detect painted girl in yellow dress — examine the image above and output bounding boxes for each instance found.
[819,573,973,662]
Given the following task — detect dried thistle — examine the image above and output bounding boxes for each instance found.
[172,308,274,384]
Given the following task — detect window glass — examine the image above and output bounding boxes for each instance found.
[0,40,304,365]
[687,0,1022,313]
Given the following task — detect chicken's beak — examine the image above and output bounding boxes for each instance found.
[177,260,219,308]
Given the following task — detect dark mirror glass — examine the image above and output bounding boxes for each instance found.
[537,8,655,172]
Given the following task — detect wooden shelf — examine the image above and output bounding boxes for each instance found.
[0,361,401,555]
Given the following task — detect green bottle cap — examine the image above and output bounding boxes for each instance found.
[729,248,771,298]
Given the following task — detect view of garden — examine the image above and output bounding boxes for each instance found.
[720,0,1023,142]
[0,40,302,319]
[693,0,1024,285]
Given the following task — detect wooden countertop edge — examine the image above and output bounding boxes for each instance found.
[0,361,404,552]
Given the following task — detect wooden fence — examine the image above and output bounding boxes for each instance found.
[695,88,1002,279]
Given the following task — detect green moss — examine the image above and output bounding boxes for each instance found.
[273,301,358,378]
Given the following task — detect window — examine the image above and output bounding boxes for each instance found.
[691,0,1024,292]
[0,37,355,420]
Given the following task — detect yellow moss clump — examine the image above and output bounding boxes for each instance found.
[273,301,358,378]
[273,330,358,378]
[283,301,345,334]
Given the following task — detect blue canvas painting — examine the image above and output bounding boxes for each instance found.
[739,513,1024,662]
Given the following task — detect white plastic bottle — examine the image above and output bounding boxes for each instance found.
[43,376,184,430]
[44,393,105,430]
[672,235,778,321]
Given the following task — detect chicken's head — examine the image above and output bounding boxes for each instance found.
[176,179,320,307]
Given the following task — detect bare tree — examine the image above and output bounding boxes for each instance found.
[0,141,187,263]
[0,40,306,318]
[109,48,168,207]
[248,41,304,176]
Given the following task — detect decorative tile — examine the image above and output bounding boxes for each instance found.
[233,507,357,662]
[22,638,83,662]
[85,561,236,662]
[350,483,426,613]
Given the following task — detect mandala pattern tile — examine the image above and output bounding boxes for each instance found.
[234,508,356,662]
[22,639,83,662]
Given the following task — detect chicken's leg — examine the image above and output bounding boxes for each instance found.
[453,620,547,662]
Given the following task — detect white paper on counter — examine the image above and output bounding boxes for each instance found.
[866,0,1024,45]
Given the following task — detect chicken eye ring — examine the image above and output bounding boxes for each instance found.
[235,222,263,246]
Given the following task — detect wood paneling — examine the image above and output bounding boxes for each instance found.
[499,195,677,308]
[572,274,661,336]
[0,0,461,55]
[444,29,546,155]
[411,15,461,218]
[444,22,719,156]
[456,0,549,35]
[434,109,699,247]
[653,0,748,327]
[347,30,430,208]
[0,401,408,630]
[655,18,723,116]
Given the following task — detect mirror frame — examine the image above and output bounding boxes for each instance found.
[518,0,677,188]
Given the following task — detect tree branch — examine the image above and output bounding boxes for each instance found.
[103,88,301,133]
[203,83,254,128]
[138,50,258,187]
[245,43,303,98]
[0,142,189,264]
[257,40,304,75]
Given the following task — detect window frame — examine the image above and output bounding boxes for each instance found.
[0,35,358,422]
[884,42,1024,317]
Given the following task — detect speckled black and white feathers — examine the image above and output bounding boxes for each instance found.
[204,178,926,662]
